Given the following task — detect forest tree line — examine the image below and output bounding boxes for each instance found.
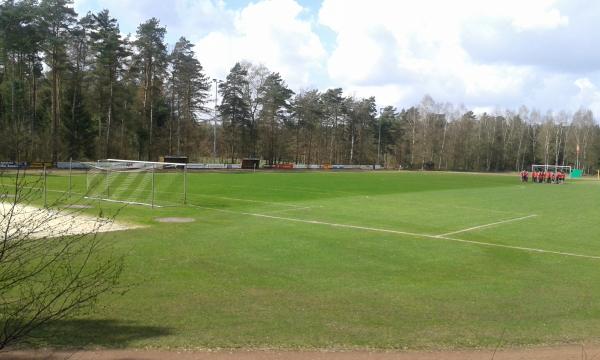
[1,0,599,172]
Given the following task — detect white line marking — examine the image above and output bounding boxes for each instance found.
[259,206,313,214]
[188,204,600,260]
[436,214,538,237]
[84,196,163,208]
[189,203,427,236]
[436,235,600,260]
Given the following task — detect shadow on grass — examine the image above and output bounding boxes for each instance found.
[22,318,172,349]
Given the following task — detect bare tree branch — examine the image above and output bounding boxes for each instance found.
[0,169,125,351]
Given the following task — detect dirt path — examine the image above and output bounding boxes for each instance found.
[2,345,600,360]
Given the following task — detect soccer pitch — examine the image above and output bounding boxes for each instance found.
[13,170,600,349]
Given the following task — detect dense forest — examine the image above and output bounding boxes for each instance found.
[1,0,599,172]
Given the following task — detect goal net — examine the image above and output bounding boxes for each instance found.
[531,164,572,174]
[83,159,187,207]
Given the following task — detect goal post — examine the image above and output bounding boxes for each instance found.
[83,159,188,207]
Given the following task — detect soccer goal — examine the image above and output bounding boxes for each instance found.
[83,159,187,207]
[531,164,572,174]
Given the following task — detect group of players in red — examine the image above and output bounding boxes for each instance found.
[519,170,566,183]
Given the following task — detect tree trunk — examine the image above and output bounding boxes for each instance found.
[51,50,59,162]
[121,103,126,158]
[105,75,113,158]
[350,126,355,163]
[515,125,523,171]
[169,73,175,155]
[30,59,37,160]
[329,109,337,164]
[438,120,447,169]
[148,64,154,160]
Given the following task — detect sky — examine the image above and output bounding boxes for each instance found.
[73,0,600,116]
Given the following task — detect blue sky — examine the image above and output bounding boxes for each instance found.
[73,0,600,116]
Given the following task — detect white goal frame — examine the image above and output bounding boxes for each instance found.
[84,159,188,208]
[530,164,572,173]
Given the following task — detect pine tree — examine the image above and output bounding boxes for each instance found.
[169,37,210,155]
[292,89,323,164]
[322,88,344,163]
[89,9,127,158]
[219,63,250,162]
[134,18,167,160]
[0,0,45,160]
[62,13,94,159]
[39,0,77,162]
[258,72,293,165]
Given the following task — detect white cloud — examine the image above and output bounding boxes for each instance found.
[318,0,570,108]
[509,3,569,31]
[573,78,600,115]
[196,0,326,89]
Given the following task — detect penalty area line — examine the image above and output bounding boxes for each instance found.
[434,235,600,260]
[258,206,314,214]
[436,214,538,237]
[188,203,426,238]
[189,204,600,260]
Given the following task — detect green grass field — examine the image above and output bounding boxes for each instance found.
[4,170,600,350]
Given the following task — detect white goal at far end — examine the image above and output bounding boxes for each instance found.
[83,159,188,208]
[530,164,572,173]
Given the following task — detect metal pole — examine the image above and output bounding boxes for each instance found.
[43,164,47,207]
[183,164,187,205]
[106,162,110,199]
[213,78,218,160]
[377,108,383,168]
[151,164,155,208]
[68,157,72,198]
[213,121,217,159]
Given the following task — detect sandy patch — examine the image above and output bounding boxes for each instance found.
[1,202,138,238]
[155,217,195,223]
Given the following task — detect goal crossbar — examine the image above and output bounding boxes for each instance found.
[105,158,187,167]
[531,164,572,172]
